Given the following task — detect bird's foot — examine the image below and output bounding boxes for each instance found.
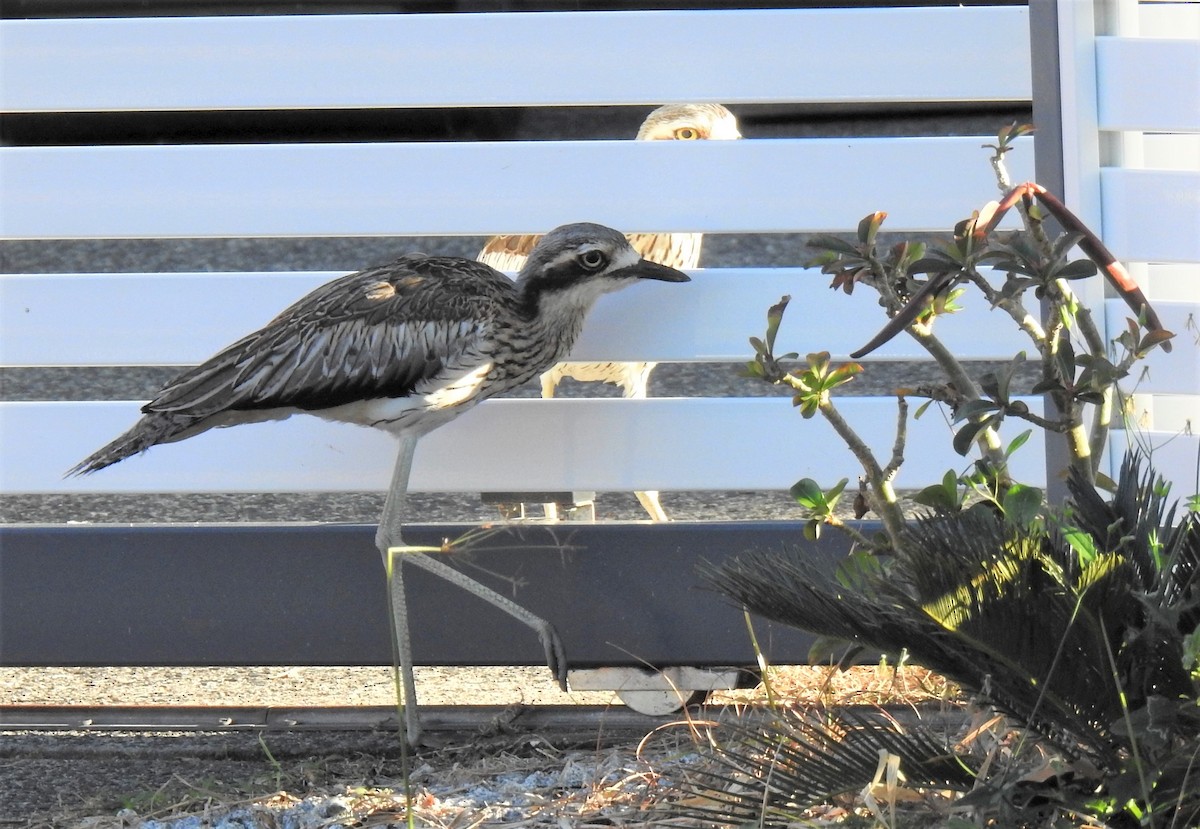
[537,621,569,692]
[375,525,410,560]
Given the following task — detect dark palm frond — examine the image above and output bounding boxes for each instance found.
[904,513,1168,733]
[1067,451,1178,586]
[704,546,1120,762]
[656,708,976,827]
[691,451,1198,827]
[1164,512,1200,630]
[1066,452,1200,704]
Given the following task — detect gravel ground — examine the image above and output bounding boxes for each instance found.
[0,666,655,827]
[2,664,958,828]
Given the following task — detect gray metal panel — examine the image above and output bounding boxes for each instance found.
[0,522,845,668]
[1029,0,1072,505]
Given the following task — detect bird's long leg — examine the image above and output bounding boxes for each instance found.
[403,552,568,691]
[376,433,422,746]
[377,433,569,746]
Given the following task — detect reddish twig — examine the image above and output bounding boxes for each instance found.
[851,182,1170,358]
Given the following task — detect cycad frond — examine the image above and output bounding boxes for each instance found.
[657,708,975,827]
[704,534,1119,761]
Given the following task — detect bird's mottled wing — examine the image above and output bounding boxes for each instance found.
[477,233,540,272]
[146,256,512,417]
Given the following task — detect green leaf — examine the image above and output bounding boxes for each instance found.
[790,478,826,510]
[803,518,821,541]
[1031,377,1065,395]
[806,234,862,258]
[826,362,863,390]
[978,372,1001,402]
[764,295,791,351]
[1058,302,1076,331]
[1054,334,1076,385]
[835,549,883,590]
[913,399,934,420]
[1062,526,1097,566]
[908,256,961,276]
[806,351,832,375]
[913,471,963,513]
[857,211,887,246]
[795,396,821,418]
[1054,258,1098,280]
[952,398,1002,425]
[1136,328,1175,356]
[1182,625,1200,675]
[807,634,855,665]
[1001,484,1043,527]
[952,416,996,456]
[1005,428,1033,458]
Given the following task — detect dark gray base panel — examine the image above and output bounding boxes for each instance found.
[0,522,848,668]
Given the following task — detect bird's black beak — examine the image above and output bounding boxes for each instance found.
[615,259,691,283]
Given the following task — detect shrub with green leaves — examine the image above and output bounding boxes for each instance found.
[675,453,1199,827]
[673,126,1197,828]
[746,125,1177,555]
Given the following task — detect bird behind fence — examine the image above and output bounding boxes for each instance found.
[478,103,741,521]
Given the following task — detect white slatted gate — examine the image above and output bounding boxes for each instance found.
[1,3,1195,690]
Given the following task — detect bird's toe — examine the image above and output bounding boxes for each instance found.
[538,623,569,692]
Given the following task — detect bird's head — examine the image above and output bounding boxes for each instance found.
[516,222,689,310]
[636,103,742,141]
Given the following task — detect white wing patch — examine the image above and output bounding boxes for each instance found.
[313,359,495,436]
[423,361,495,410]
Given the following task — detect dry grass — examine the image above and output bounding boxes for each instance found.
[715,663,959,709]
[25,664,961,828]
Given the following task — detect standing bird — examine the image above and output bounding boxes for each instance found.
[478,103,740,521]
[70,223,690,744]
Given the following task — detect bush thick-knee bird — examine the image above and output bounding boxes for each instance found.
[71,222,690,744]
[479,104,740,521]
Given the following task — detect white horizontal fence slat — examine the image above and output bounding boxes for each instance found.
[0,397,1047,496]
[1079,2,1200,494]
[1103,299,1200,397]
[0,269,1032,368]
[1142,135,1200,171]
[1096,36,1200,132]
[0,137,1035,240]
[1108,426,1200,500]
[1139,2,1200,39]
[1142,263,1200,302]
[1126,395,1199,437]
[0,8,1031,113]
[1098,168,1200,263]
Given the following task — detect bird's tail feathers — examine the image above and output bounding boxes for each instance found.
[66,412,196,477]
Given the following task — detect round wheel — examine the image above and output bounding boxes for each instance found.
[616,687,708,715]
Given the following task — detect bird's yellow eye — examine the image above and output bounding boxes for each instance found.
[673,127,700,140]
[578,249,607,270]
